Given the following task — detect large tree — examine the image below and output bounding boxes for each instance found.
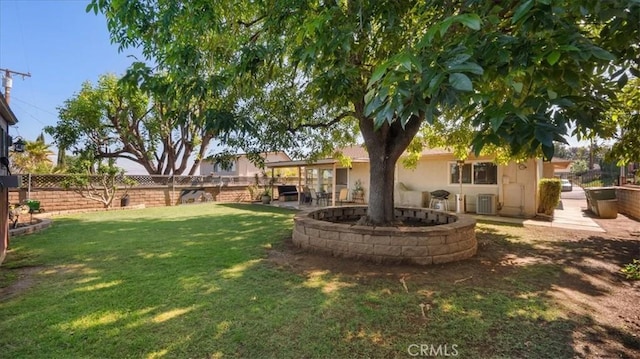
[46,73,243,175]
[90,0,639,225]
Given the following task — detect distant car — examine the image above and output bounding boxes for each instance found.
[561,179,572,192]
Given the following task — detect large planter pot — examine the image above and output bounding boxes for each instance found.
[261,195,272,204]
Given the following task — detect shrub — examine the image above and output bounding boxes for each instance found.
[537,178,562,215]
[621,259,640,280]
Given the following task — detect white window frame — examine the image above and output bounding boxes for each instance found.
[449,161,498,186]
[213,160,237,173]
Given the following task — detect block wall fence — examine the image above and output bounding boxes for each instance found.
[616,187,640,220]
[9,185,255,212]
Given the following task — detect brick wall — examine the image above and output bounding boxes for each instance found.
[616,186,640,220]
[9,185,254,212]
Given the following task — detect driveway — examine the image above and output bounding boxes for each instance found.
[561,186,586,201]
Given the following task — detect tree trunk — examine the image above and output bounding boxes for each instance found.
[358,115,423,225]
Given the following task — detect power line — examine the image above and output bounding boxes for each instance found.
[11,96,58,118]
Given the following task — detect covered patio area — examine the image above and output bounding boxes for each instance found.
[266,148,370,207]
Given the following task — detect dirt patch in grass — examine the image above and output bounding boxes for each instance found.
[0,266,43,301]
[267,223,640,358]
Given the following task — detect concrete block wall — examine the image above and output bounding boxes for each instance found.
[616,186,640,220]
[9,185,254,212]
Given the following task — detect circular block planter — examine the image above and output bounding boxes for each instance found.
[292,206,477,265]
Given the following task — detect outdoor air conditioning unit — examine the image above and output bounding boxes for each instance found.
[476,194,497,215]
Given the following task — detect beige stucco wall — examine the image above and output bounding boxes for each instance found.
[201,152,291,176]
[349,163,370,203]
[393,155,540,218]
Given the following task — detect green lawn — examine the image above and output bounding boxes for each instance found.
[0,203,634,358]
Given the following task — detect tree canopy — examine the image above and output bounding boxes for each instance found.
[46,73,243,175]
[90,0,639,224]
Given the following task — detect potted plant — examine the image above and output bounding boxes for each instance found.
[261,188,272,204]
[352,179,364,203]
[257,172,275,204]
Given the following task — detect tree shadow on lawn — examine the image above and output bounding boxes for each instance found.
[266,223,640,358]
[1,212,639,358]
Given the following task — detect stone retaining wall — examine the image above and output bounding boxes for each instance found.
[616,186,640,220]
[293,206,477,265]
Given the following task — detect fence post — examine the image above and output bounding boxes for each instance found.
[171,175,175,206]
[28,173,31,199]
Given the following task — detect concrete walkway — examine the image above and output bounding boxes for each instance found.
[473,198,605,233]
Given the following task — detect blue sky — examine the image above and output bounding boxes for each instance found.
[0,0,138,144]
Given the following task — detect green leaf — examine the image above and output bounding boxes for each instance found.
[491,117,504,132]
[396,53,413,72]
[590,46,615,61]
[541,144,554,161]
[512,82,524,93]
[447,62,484,75]
[439,17,454,37]
[547,89,558,99]
[512,0,534,24]
[449,73,473,92]
[546,51,561,65]
[368,62,390,87]
[534,126,554,147]
[455,13,481,31]
[446,53,472,66]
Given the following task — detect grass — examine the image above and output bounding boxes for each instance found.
[0,204,620,358]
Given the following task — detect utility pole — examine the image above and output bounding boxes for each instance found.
[0,68,31,105]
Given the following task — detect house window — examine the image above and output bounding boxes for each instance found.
[450,162,497,185]
[213,161,236,173]
[450,163,472,184]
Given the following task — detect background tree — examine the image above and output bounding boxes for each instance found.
[606,77,640,165]
[91,0,639,225]
[9,133,55,174]
[61,154,136,208]
[46,73,243,176]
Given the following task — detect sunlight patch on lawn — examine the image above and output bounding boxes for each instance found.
[152,306,198,324]
[41,264,99,276]
[179,276,221,294]
[146,349,168,359]
[303,270,356,294]
[137,251,175,259]
[344,327,388,345]
[60,310,128,330]
[215,320,231,340]
[220,259,262,279]
[75,276,102,284]
[73,280,123,292]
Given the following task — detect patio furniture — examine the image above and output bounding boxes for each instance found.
[395,182,429,207]
[309,188,328,206]
[338,188,354,205]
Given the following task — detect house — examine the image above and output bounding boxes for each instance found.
[267,145,546,218]
[545,157,573,179]
[0,93,19,265]
[200,152,292,178]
